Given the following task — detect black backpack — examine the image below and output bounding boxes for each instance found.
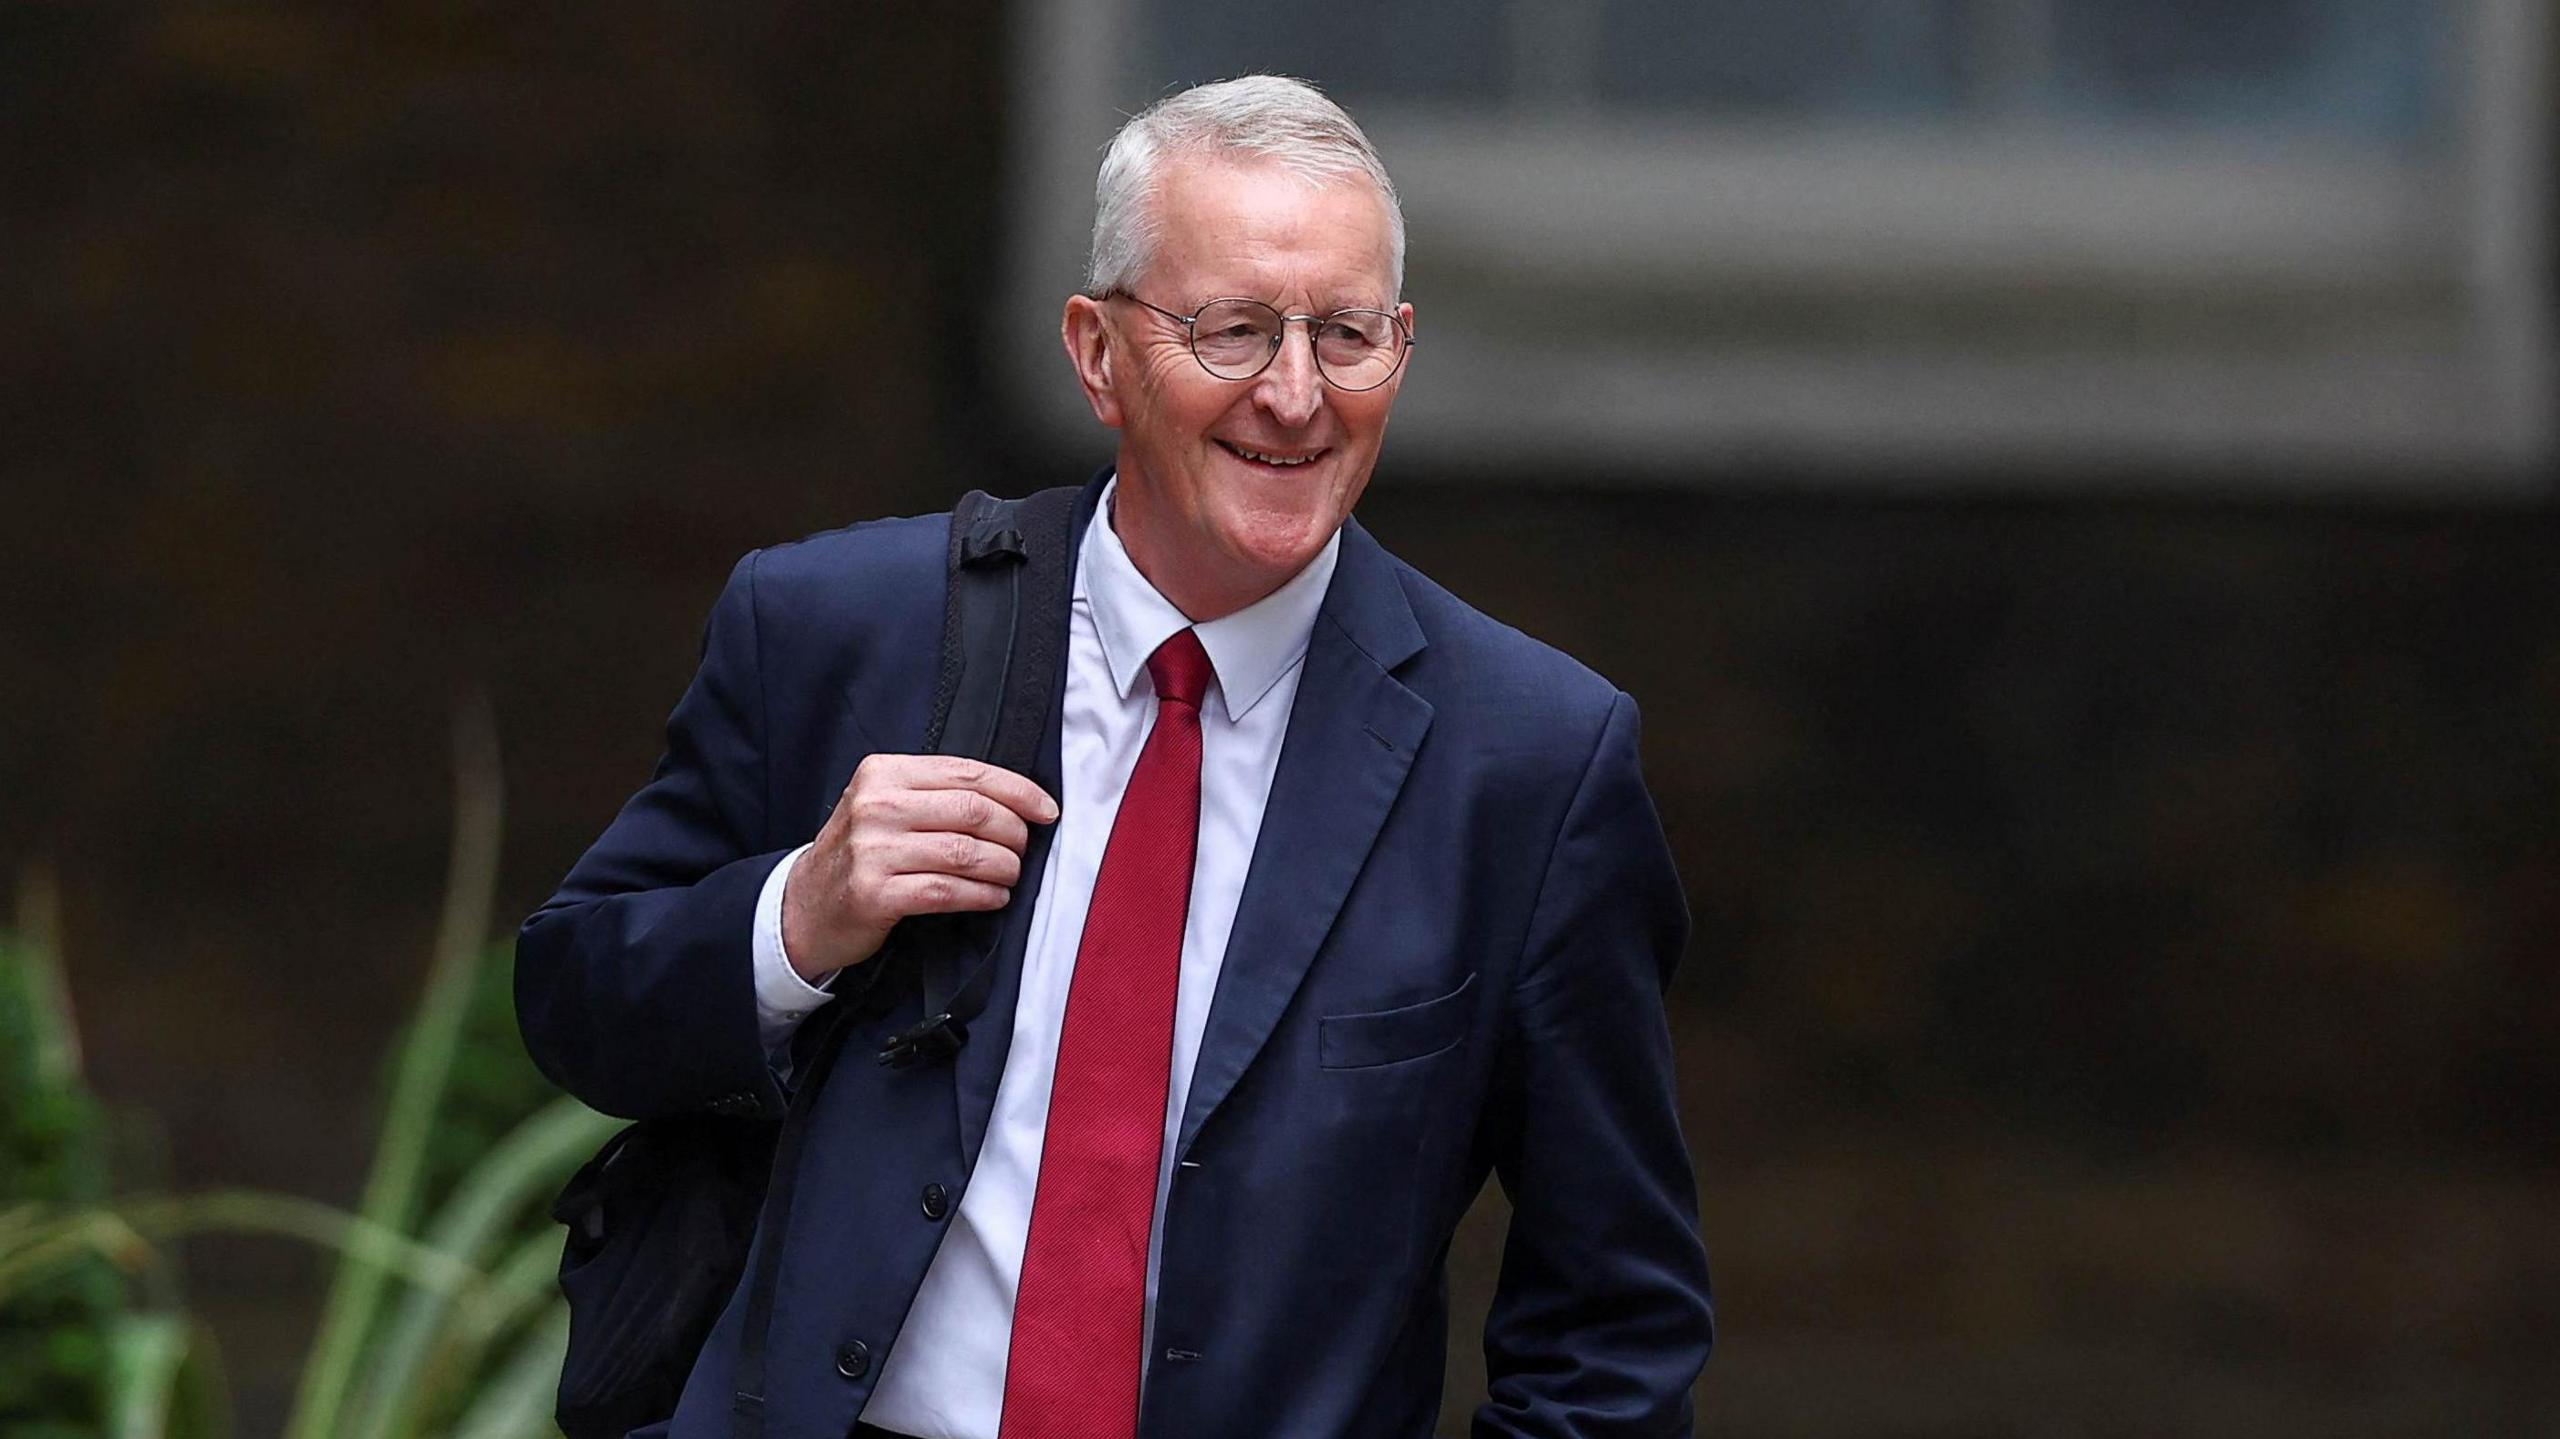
[546,486,1082,1439]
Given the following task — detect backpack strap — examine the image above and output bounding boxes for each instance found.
[878,485,1079,1068]
[730,484,1082,1438]
[936,485,1080,774]
[926,488,1023,759]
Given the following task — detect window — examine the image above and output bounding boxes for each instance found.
[997,0,2551,488]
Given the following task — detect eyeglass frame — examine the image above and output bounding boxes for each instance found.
[1100,289,1417,392]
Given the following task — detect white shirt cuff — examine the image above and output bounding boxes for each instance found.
[753,843,835,1054]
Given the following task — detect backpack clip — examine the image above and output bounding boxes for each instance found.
[958,523,1026,568]
[877,1011,969,1069]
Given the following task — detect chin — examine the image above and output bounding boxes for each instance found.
[1214,508,1332,580]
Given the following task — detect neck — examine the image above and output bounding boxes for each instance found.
[1106,488,1276,624]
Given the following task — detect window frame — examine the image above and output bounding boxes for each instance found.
[993,0,2552,490]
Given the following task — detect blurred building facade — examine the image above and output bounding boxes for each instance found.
[3,3,2555,1433]
[1005,0,2551,484]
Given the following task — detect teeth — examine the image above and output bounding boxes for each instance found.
[1232,445,1313,467]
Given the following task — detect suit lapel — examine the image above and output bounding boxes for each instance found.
[1176,518,1431,1160]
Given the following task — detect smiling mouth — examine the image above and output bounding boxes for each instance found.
[1218,440,1326,469]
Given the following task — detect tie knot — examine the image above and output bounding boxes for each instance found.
[1146,628,1213,710]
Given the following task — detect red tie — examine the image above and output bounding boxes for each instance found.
[1000,627,1213,1439]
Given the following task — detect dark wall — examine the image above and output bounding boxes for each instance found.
[2,2,1013,1422]
[1362,482,2560,1433]
[5,5,2555,1434]
[4,0,1002,1095]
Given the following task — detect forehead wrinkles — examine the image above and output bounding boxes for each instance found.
[1140,160,1395,308]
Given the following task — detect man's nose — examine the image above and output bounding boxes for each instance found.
[1251,325,1324,429]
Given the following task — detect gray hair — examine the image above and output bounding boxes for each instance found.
[1085,75,1406,300]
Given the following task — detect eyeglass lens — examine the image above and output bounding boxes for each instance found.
[1190,299,1404,390]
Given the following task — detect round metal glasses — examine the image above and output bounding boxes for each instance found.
[1107,291,1414,392]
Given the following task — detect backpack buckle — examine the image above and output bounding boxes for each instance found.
[958,524,1025,567]
[877,1012,969,1069]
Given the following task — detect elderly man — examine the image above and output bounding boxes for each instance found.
[518,75,1711,1439]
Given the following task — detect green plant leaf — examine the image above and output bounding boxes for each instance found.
[288,699,505,1439]
[0,1193,499,1308]
[344,1096,614,1439]
[100,1313,233,1439]
[0,895,120,1434]
[442,1304,571,1439]
[12,868,78,1092]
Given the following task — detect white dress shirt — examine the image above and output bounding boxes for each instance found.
[748,479,1339,1439]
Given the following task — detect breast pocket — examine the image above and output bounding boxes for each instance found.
[1318,973,1479,1070]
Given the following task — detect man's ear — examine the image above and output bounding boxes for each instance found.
[1062,295,1123,429]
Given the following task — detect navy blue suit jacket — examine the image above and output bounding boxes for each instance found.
[517,480,1713,1437]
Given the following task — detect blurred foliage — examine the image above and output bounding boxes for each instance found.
[0,712,617,1437]
[418,943,565,1218]
[0,873,125,1436]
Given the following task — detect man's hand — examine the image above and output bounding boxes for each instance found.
[780,754,1060,983]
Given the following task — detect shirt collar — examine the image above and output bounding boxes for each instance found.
[1078,474,1340,724]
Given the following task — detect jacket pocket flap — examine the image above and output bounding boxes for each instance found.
[1319,973,1478,1070]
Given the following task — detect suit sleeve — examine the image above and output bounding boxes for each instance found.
[1476,692,1713,1437]
[514,550,799,1122]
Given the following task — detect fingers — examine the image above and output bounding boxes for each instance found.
[882,830,1024,888]
[804,755,1059,946]
[847,786,1032,853]
[875,871,1013,919]
[902,757,1060,825]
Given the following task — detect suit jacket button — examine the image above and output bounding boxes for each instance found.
[920,1182,950,1221]
[835,1340,871,1380]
